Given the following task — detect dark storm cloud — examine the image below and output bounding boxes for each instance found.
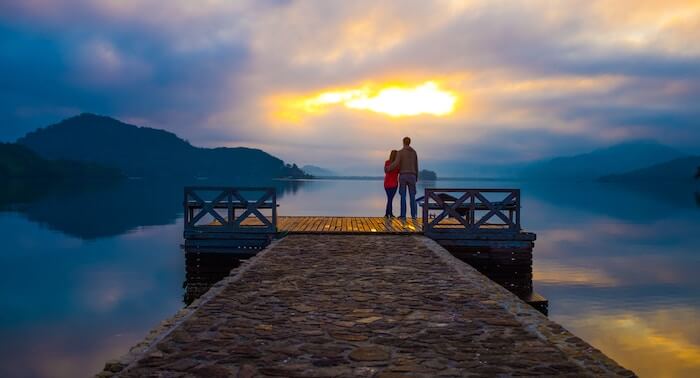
[0,4,250,141]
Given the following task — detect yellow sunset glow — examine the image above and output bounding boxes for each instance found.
[274,81,458,121]
[562,308,700,377]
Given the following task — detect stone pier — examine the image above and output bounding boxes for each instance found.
[100,235,634,377]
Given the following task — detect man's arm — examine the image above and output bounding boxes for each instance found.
[386,152,401,172]
[414,152,419,180]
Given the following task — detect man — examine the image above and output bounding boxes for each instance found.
[386,137,418,219]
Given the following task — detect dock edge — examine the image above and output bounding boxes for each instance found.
[418,236,635,377]
[97,239,283,376]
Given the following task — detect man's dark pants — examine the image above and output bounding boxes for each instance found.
[398,173,417,218]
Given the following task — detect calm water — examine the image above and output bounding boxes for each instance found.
[0,178,698,377]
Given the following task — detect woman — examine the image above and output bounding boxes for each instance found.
[384,150,399,217]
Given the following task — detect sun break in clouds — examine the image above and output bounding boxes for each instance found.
[271,81,458,123]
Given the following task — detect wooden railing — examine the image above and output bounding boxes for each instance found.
[183,187,277,238]
[421,189,521,236]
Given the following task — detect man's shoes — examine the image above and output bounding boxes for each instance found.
[397,216,406,221]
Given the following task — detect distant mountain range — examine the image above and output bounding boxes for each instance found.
[434,140,698,182]
[16,113,309,179]
[0,142,123,179]
[601,156,700,182]
[518,141,688,180]
[10,114,698,183]
[301,165,336,177]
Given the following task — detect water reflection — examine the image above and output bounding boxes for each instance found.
[557,307,700,377]
[0,213,184,377]
[524,181,700,222]
[534,261,619,287]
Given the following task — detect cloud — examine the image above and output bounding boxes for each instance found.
[0,3,250,140]
[1,0,699,170]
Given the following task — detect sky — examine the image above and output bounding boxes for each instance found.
[1,0,699,174]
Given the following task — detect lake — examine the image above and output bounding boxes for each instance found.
[0,178,698,377]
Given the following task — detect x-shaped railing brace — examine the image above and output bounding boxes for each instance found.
[231,189,274,228]
[428,191,471,229]
[187,190,229,227]
[469,191,518,231]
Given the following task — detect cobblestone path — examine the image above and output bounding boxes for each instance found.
[105,235,634,377]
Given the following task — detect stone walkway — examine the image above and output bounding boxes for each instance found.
[102,235,634,377]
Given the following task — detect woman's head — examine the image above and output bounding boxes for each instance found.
[389,149,398,162]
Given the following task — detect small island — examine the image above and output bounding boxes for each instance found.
[419,169,438,181]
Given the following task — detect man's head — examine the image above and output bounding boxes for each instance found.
[402,136,411,146]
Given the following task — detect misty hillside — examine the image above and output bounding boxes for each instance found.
[601,156,700,182]
[519,141,687,180]
[17,113,308,179]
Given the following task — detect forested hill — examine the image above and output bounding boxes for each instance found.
[17,113,309,179]
[0,142,123,179]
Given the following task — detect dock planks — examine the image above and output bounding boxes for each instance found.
[276,216,423,234]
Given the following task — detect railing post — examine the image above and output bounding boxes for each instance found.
[515,189,521,232]
[422,188,429,234]
[469,190,475,227]
[272,189,278,232]
[183,188,189,227]
[227,189,233,228]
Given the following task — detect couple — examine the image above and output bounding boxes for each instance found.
[383,137,418,220]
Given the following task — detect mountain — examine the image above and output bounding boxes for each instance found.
[17,113,308,179]
[0,142,123,179]
[519,141,687,180]
[301,165,336,177]
[601,156,700,182]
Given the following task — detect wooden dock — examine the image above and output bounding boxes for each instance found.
[101,234,634,377]
[277,216,423,234]
[182,187,535,247]
[181,187,544,311]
